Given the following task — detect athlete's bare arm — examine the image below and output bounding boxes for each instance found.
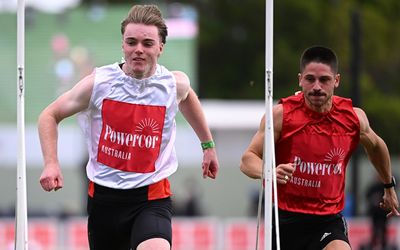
[173,71,219,179]
[240,115,265,179]
[273,104,283,144]
[174,70,190,104]
[39,73,94,191]
[355,107,400,217]
[241,104,294,182]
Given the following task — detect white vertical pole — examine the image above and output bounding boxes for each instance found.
[15,0,28,249]
[264,0,280,249]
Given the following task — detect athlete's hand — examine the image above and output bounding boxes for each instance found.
[39,164,64,192]
[276,163,295,185]
[380,187,400,218]
[202,147,219,179]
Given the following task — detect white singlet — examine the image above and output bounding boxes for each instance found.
[79,63,179,189]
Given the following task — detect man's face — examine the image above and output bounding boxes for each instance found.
[122,23,163,79]
[299,62,340,112]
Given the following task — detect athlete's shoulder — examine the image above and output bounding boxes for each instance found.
[172,71,190,103]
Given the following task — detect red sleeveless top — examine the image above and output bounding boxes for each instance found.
[276,93,360,215]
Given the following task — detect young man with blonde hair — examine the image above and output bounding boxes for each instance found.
[39,5,219,250]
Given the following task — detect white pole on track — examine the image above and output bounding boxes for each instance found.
[15,0,28,249]
[264,0,280,249]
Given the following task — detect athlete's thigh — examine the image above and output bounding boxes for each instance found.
[275,223,312,250]
[311,214,350,250]
[131,198,173,249]
[137,238,170,250]
[87,196,131,250]
[323,239,351,250]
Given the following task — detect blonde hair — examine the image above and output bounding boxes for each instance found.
[121,5,168,44]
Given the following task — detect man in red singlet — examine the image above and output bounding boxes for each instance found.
[240,46,399,250]
[38,5,219,250]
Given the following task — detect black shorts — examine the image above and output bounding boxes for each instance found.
[272,210,350,250]
[87,183,172,250]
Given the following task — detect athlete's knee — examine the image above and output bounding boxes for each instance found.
[136,238,170,250]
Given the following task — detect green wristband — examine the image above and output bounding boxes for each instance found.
[201,140,215,150]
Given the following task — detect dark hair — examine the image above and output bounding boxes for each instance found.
[300,46,338,74]
[120,5,168,44]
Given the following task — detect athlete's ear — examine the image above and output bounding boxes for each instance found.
[158,43,164,58]
[298,73,302,87]
[334,73,340,88]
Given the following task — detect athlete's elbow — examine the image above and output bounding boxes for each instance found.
[240,156,260,179]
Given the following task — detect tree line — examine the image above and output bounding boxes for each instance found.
[85,0,400,153]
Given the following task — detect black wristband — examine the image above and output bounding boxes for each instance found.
[383,176,396,189]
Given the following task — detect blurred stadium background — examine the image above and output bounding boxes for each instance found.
[1,0,399,249]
